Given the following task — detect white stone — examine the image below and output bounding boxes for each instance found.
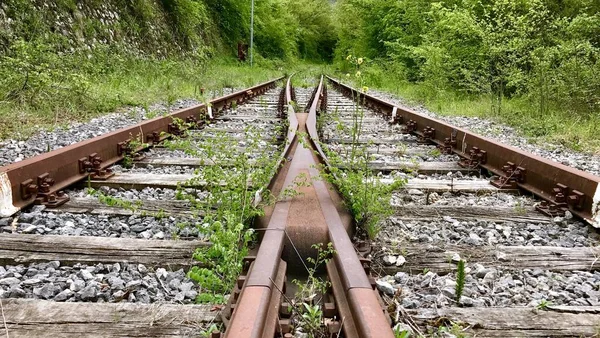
[496,251,508,261]
[376,280,395,296]
[383,255,397,266]
[408,189,424,196]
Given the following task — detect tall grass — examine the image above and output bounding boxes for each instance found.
[0,50,282,141]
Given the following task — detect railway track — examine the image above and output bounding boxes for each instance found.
[0,78,291,336]
[0,73,598,337]
[318,77,600,337]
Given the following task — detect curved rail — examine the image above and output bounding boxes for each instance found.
[222,77,297,338]
[306,76,395,338]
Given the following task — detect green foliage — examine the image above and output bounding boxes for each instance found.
[536,299,552,310]
[300,303,323,338]
[286,0,337,61]
[292,243,336,338]
[167,118,282,302]
[159,0,212,50]
[0,0,339,141]
[188,219,254,296]
[393,327,411,338]
[199,324,221,338]
[86,188,141,212]
[333,0,600,152]
[455,260,466,304]
[321,57,406,240]
[1,39,90,107]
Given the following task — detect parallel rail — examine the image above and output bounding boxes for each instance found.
[307,76,394,337]
[0,78,283,217]
[327,76,600,228]
[222,77,297,338]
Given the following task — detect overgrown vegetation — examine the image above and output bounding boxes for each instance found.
[333,0,600,152]
[0,0,335,141]
[320,57,405,240]
[455,260,466,305]
[291,242,336,338]
[164,122,283,302]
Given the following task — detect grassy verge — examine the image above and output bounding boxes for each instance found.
[390,83,600,154]
[0,53,283,141]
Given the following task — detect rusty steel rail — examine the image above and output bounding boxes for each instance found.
[307,76,395,338]
[327,76,600,228]
[0,77,284,218]
[222,77,297,338]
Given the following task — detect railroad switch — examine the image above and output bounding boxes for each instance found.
[458,146,487,168]
[536,184,585,217]
[78,153,115,180]
[20,173,70,208]
[491,161,526,189]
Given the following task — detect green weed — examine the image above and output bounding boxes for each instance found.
[455,260,466,304]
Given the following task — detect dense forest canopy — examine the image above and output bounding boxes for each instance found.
[0,0,598,145]
[333,0,600,120]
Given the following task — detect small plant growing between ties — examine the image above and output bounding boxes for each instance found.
[292,242,336,338]
[455,260,466,305]
[514,201,527,215]
[536,299,551,310]
[319,55,405,240]
[163,108,283,303]
[121,132,148,169]
[428,148,442,158]
[393,327,411,338]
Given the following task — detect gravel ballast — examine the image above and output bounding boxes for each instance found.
[377,268,600,308]
[0,261,199,304]
[367,88,600,176]
[2,203,205,240]
[0,99,203,167]
[380,216,597,248]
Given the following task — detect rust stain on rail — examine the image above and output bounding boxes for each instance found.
[0,78,283,217]
[224,76,394,337]
[326,76,600,228]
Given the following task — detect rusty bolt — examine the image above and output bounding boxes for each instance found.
[39,183,51,193]
[236,275,246,289]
